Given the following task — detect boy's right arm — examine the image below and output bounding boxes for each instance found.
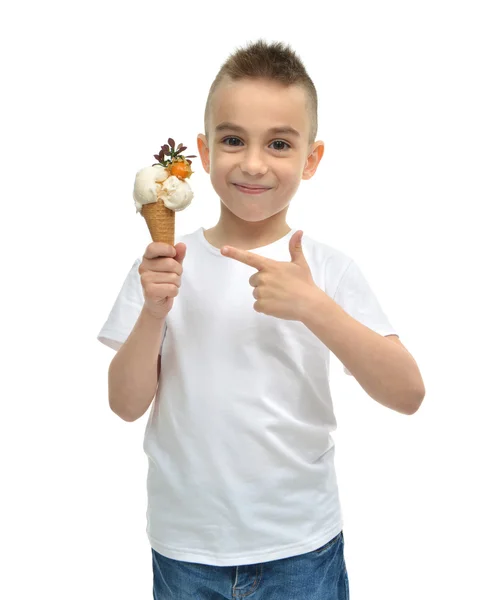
[107,241,186,422]
[108,307,165,422]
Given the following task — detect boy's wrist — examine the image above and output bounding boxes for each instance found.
[141,304,168,324]
[299,287,336,325]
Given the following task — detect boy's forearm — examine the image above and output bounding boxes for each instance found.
[108,306,165,422]
[300,289,425,415]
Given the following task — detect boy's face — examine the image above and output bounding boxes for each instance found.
[197,78,324,223]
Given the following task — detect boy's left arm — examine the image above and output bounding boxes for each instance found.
[221,231,425,416]
[300,291,426,416]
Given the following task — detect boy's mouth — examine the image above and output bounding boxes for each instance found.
[233,183,272,194]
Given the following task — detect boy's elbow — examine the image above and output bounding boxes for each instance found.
[109,400,135,422]
[108,394,155,422]
[405,386,426,415]
[108,399,141,422]
[117,409,139,423]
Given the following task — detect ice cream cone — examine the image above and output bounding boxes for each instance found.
[141,200,175,246]
[135,138,195,243]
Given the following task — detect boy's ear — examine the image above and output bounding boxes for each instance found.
[302,141,324,180]
[197,134,210,174]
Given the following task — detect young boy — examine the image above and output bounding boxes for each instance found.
[98,39,425,599]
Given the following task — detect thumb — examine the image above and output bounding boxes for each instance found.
[174,242,187,265]
[289,230,307,265]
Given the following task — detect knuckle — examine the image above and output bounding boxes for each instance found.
[149,281,160,295]
[160,272,179,285]
[142,270,155,284]
[157,258,171,272]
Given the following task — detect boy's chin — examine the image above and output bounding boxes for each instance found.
[221,202,286,223]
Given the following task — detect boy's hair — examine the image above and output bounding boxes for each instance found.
[204,39,318,144]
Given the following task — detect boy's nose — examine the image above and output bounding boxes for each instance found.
[240,150,269,176]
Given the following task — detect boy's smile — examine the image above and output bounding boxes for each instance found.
[197,77,324,246]
[233,183,272,194]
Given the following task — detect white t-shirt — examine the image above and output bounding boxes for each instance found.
[97,227,398,566]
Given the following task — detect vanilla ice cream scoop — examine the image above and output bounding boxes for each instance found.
[133,165,169,212]
[133,165,193,212]
[158,175,193,211]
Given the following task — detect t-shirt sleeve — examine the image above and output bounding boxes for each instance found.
[97,258,167,353]
[332,259,399,375]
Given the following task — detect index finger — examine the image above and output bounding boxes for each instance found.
[144,242,176,259]
[221,246,267,270]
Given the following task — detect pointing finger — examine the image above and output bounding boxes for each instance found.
[221,246,267,270]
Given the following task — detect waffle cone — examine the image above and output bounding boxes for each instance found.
[141,201,175,245]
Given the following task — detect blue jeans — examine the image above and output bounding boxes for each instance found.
[152,531,349,599]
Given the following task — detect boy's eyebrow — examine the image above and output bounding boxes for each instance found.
[215,122,301,138]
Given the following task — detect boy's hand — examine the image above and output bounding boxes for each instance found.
[138,242,187,320]
[221,231,321,321]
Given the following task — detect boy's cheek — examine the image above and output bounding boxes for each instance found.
[212,155,236,173]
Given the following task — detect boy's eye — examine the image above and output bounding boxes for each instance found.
[270,140,290,151]
[222,137,243,147]
[221,137,291,151]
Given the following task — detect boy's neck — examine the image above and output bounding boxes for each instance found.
[204,204,292,251]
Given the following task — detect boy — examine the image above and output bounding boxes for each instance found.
[98,39,425,599]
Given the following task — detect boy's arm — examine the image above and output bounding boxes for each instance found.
[301,291,425,415]
[108,306,166,422]
[219,237,424,414]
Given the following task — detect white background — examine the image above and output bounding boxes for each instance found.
[1,0,484,598]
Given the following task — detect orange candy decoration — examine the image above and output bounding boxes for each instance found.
[169,160,193,180]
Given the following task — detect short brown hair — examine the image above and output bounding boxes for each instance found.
[204,39,318,143]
